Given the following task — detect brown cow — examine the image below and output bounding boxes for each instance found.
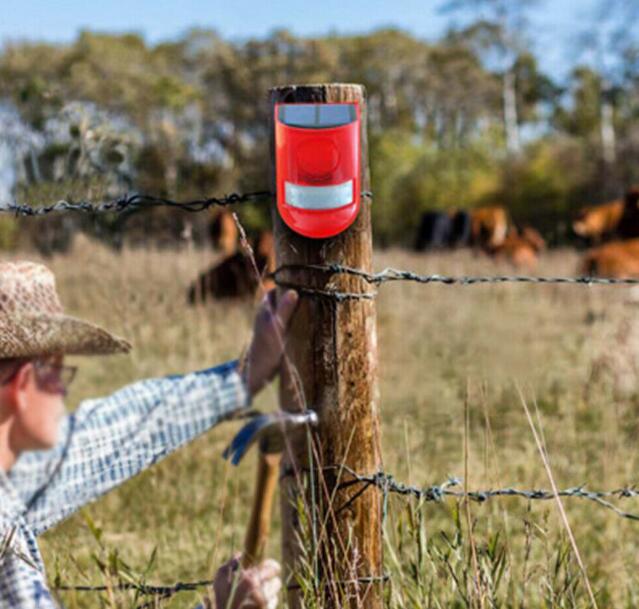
[470,206,509,250]
[572,200,624,242]
[572,187,639,243]
[520,226,546,252]
[209,210,239,255]
[188,230,276,302]
[579,239,639,278]
[489,226,546,270]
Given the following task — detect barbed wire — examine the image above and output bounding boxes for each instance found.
[44,467,639,601]
[0,190,375,216]
[271,263,639,300]
[323,465,639,522]
[53,572,392,602]
[53,578,214,596]
[0,191,273,216]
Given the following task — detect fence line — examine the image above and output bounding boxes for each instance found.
[0,191,272,216]
[53,578,213,596]
[321,466,639,522]
[42,466,639,601]
[7,189,639,603]
[271,263,639,287]
[271,263,639,301]
[0,190,375,216]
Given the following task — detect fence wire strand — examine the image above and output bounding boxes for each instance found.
[325,466,639,522]
[0,191,272,216]
[53,579,214,595]
[0,190,376,216]
[271,263,639,294]
[270,262,639,301]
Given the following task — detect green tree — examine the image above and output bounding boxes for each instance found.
[441,0,540,155]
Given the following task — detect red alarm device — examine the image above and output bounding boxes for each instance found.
[275,102,361,239]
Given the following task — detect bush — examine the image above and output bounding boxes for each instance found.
[494,137,593,243]
[0,216,18,251]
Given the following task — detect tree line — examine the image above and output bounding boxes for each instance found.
[0,0,637,250]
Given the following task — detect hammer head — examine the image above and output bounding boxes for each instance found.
[223,410,318,466]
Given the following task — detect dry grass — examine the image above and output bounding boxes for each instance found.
[4,239,639,608]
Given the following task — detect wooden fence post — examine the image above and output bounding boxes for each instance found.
[268,84,383,609]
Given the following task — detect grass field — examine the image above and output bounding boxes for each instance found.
[6,238,639,608]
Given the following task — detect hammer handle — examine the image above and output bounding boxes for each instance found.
[242,451,281,568]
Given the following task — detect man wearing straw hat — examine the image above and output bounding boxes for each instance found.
[0,261,298,609]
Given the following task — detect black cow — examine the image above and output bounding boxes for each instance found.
[450,210,472,248]
[617,187,639,239]
[415,212,452,251]
[415,210,472,251]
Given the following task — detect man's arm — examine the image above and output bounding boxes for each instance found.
[10,359,250,535]
[11,287,298,536]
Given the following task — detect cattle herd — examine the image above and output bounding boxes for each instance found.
[414,206,546,269]
[188,187,639,302]
[414,186,639,277]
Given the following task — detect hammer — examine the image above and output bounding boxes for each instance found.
[223,410,318,567]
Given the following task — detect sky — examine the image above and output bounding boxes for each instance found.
[0,0,599,81]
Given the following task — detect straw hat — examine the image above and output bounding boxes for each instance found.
[0,261,131,359]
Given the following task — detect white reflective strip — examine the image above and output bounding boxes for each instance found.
[285,180,353,210]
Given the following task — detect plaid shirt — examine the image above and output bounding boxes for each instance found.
[0,359,249,608]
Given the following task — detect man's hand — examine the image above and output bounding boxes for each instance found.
[240,289,299,398]
[213,554,282,609]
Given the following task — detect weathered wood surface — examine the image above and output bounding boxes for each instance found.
[268,83,383,609]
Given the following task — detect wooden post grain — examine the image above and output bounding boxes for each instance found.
[268,84,383,609]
